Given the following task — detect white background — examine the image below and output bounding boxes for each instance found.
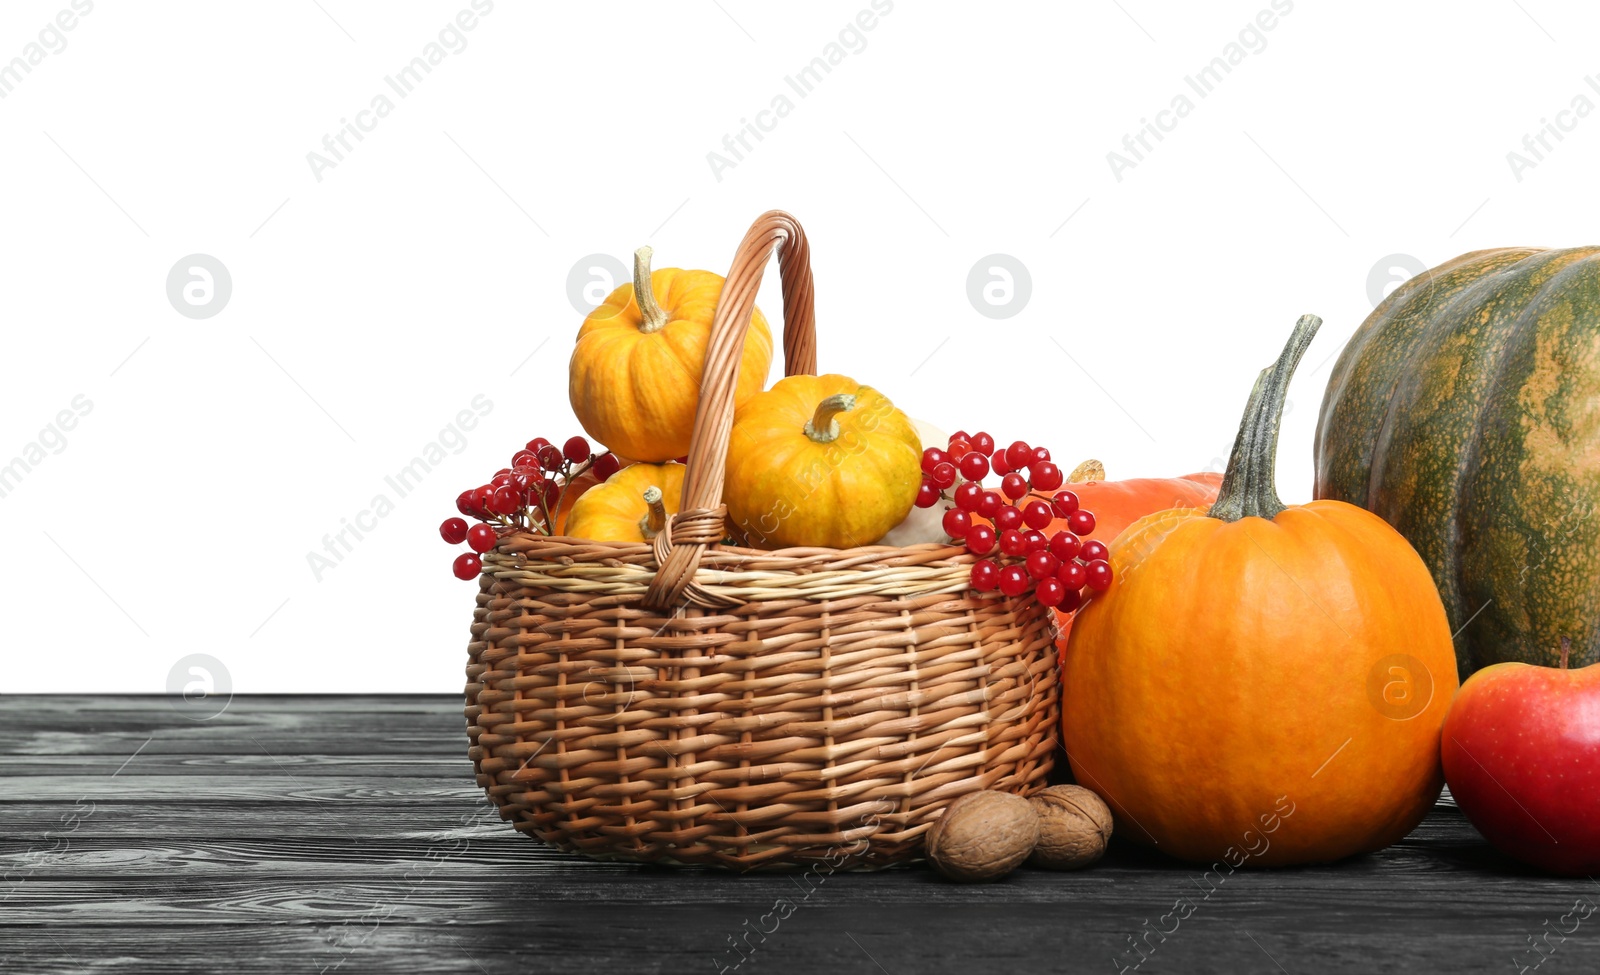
[2,0,1594,693]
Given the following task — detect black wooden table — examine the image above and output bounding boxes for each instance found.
[1,696,1594,974]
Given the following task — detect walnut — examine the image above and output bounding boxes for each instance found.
[925,790,1039,882]
[1029,785,1113,870]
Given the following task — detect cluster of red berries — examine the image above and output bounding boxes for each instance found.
[918,432,1113,611]
[438,434,620,581]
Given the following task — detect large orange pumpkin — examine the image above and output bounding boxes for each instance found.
[1062,315,1457,866]
[1046,461,1222,651]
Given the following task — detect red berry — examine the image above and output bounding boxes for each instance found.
[942,508,972,539]
[1026,551,1059,580]
[965,524,997,555]
[931,462,958,490]
[947,439,971,460]
[1036,577,1066,608]
[950,430,971,443]
[958,451,989,481]
[512,450,538,469]
[1057,587,1082,613]
[1022,499,1053,530]
[1052,490,1080,518]
[563,436,591,463]
[489,486,522,516]
[537,445,564,471]
[452,552,482,580]
[456,490,481,518]
[998,564,1031,597]
[494,467,512,478]
[1031,446,1051,465]
[512,470,542,495]
[971,432,995,455]
[991,450,1012,476]
[471,486,495,516]
[994,505,1023,531]
[1049,531,1082,562]
[1023,529,1049,553]
[1067,509,1096,536]
[1001,472,1028,500]
[525,437,551,454]
[440,517,469,544]
[970,559,1000,592]
[592,452,622,481]
[1058,560,1087,590]
[976,491,1004,519]
[1085,559,1113,591]
[1030,462,1063,492]
[491,472,516,489]
[466,524,497,553]
[915,481,941,508]
[921,447,947,474]
[526,483,554,508]
[954,480,984,511]
[522,480,546,511]
[1081,539,1109,563]
[1005,441,1032,471]
[998,529,1028,557]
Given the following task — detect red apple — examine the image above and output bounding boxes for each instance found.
[1441,639,1600,875]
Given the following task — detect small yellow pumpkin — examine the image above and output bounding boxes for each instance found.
[563,462,687,543]
[725,374,921,550]
[568,247,773,462]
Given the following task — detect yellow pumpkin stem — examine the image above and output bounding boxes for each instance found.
[633,246,668,333]
[638,485,667,539]
[803,394,856,443]
[1208,314,1322,522]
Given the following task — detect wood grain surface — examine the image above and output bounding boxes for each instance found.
[1,695,1595,974]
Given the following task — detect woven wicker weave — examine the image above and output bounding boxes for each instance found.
[464,210,1060,870]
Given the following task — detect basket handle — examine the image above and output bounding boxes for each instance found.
[643,210,816,609]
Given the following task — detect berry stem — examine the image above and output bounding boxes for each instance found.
[1207,314,1321,523]
[633,246,668,333]
[803,394,856,444]
[638,486,667,539]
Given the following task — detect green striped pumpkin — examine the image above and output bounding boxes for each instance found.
[1315,247,1600,677]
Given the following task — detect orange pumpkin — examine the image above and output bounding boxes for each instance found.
[1062,315,1457,866]
[551,467,603,535]
[563,462,685,542]
[568,247,772,462]
[1056,460,1223,543]
[1048,461,1223,651]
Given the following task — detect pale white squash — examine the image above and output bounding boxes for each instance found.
[876,417,950,546]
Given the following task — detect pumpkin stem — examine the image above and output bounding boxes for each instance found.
[1207,314,1322,522]
[638,485,666,539]
[1068,459,1105,483]
[633,246,668,333]
[803,393,856,443]
[1560,636,1572,671]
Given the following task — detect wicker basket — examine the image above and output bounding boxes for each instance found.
[464,210,1060,871]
